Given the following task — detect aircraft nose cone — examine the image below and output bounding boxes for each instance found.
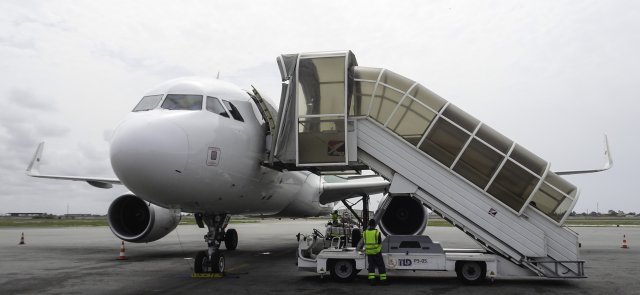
[110,116,189,192]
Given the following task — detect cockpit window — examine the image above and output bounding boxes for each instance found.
[132,94,163,112]
[161,94,203,110]
[223,100,244,122]
[206,96,229,117]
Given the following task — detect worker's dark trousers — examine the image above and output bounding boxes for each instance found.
[367,253,387,280]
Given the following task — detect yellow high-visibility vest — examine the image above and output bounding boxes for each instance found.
[363,229,381,254]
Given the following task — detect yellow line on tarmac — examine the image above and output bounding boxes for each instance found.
[190,263,251,279]
[225,263,250,273]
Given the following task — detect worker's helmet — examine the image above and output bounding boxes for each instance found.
[368,219,376,227]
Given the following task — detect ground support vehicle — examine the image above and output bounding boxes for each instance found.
[296,233,551,284]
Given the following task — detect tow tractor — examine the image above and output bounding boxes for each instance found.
[297,230,505,284]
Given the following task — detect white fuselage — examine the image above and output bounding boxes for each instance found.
[109,77,332,217]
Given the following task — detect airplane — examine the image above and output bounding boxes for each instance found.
[26,53,613,274]
[26,76,389,273]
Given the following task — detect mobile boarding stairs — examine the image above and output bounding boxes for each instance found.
[254,51,590,279]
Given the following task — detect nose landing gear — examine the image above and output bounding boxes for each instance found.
[194,213,237,274]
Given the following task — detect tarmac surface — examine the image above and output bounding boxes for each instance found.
[1,219,639,295]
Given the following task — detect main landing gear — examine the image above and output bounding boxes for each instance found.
[193,213,238,274]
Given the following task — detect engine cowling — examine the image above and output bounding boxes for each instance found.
[107,194,181,243]
[378,195,428,236]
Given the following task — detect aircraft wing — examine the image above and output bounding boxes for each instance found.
[26,142,121,189]
[554,135,613,176]
[319,175,389,204]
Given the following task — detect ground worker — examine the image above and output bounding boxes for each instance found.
[331,210,339,225]
[357,219,388,285]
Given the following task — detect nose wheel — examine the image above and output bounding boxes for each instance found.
[193,213,234,274]
[194,250,225,273]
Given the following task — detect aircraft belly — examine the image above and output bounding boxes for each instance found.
[175,175,291,214]
[174,170,324,216]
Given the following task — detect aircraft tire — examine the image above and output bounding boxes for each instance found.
[194,250,211,273]
[224,229,238,250]
[212,252,225,273]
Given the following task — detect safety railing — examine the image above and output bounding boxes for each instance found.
[349,67,579,225]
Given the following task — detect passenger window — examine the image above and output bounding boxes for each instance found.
[132,94,163,112]
[206,97,229,117]
[161,94,203,110]
[223,100,244,122]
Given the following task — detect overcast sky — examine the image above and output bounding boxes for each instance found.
[0,1,638,215]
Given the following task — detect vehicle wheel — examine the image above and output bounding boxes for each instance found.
[351,228,361,247]
[225,229,238,250]
[211,252,225,273]
[456,261,486,284]
[329,259,357,282]
[194,250,211,273]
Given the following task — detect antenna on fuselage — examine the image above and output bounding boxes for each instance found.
[216,71,220,79]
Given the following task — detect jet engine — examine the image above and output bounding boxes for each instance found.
[378,195,428,236]
[107,194,181,243]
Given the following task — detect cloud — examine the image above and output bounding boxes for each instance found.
[0,88,69,149]
[9,87,57,110]
[0,0,638,215]
[0,36,36,51]
[93,44,195,79]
